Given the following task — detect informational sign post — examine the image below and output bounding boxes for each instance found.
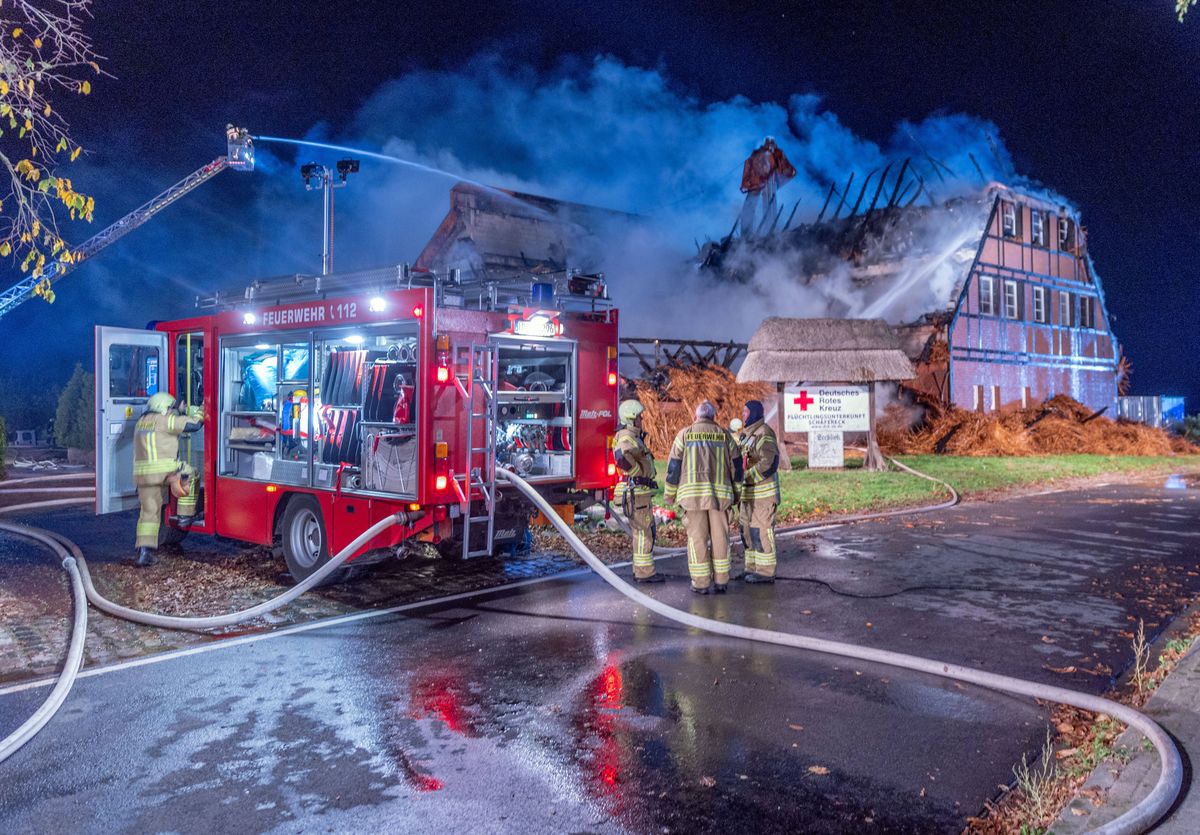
[808,430,845,468]
[784,385,870,433]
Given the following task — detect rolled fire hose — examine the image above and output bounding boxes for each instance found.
[499,466,1181,835]
[0,524,87,764]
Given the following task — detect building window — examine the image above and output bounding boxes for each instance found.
[1003,280,1021,319]
[1031,211,1047,247]
[1079,296,1096,329]
[1032,287,1047,323]
[1058,291,1073,327]
[978,275,997,316]
[973,385,984,412]
[991,385,1001,411]
[1058,215,1075,250]
[1001,201,1018,237]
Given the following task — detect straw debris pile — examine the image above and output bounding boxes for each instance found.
[881,394,1197,457]
[634,367,772,458]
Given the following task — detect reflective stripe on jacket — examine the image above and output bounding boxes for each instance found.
[741,420,781,502]
[613,425,655,498]
[133,412,189,483]
[663,418,743,511]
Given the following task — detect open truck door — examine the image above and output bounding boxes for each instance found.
[94,326,167,513]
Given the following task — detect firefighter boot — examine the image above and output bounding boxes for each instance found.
[136,547,158,567]
[635,573,665,584]
[743,572,774,584]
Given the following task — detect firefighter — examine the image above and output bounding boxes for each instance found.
[738,399,781,583]
[613,399,662,583]
[132,392,204,567]
[664,401,743,594]
[739,136,797,235]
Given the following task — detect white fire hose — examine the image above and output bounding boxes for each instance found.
[499,466,1181,835]
[0,511,407,763]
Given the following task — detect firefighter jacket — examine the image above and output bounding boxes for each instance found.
[133,411,199,486]
[740,419,781,502]
[740,143,797,193]
[664,418,743,511]
[613,425,656,498]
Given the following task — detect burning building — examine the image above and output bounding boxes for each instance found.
[414,174,1121,416]
[700,181,1121,414]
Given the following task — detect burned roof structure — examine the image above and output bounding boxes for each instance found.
[415,182,631,283]
[705,172,1121,415]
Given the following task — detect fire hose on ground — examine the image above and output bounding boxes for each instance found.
[0,510,410,764]
[500,466,1181,835]
[0,465,1182,833]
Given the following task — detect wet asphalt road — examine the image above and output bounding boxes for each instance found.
[1,476,1199,834]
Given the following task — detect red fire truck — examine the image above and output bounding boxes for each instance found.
[95,265,620,581]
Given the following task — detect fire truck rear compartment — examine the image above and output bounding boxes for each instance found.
[493,342,575,481]
[220,325,421,499]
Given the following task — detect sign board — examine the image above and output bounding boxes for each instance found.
[784,385,870,433]
[808,430,844,468]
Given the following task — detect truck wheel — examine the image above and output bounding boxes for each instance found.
[159,525,188,547]
[280,496,343,585]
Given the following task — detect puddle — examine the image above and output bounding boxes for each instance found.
[1164,474,1189,490]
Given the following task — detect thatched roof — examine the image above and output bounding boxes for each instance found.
[737,317,916,383]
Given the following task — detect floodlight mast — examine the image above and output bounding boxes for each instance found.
[300,158,359,276]
[0,125,255,321]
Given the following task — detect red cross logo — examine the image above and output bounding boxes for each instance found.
[793,390,814,411]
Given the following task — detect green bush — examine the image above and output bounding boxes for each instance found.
[54,364,95,451]
[1177,414,1200,444]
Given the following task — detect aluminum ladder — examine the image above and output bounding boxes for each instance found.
[460,343,498,558]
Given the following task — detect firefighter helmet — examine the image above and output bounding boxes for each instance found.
[147,392,177,414]
[618,399,644,426]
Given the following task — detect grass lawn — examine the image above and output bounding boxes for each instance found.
[648,454,1199,524]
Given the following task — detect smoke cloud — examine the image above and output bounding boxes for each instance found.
[324,53,1056,340]
[0,51,1065,408]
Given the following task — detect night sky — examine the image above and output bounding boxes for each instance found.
[0,1,1195,411]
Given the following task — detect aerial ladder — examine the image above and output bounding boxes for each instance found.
[0,126,255,321]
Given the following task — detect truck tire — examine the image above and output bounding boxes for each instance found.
[159,525,188,547]
[279,495,344,586]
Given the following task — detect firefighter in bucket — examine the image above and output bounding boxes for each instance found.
[613,399,663,583]
[132,392,204,567]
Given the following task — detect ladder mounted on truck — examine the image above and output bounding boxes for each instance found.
[0,125,254,321]
[460,342,499,559]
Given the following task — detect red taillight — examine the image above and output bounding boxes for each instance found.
[607,462,616,477]
[607,371,617,387]
[413,305,424,318]
[606,346,618,387]
[436,365,450,383]
[435,474,448,491]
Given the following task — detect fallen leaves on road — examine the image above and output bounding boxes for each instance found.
[1044,664,1077,674]
[787,723,804,731]
[806,766,829,776]
[699,775,716,787]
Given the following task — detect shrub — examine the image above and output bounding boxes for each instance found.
[54,364,95,451]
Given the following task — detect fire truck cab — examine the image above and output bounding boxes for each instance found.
[95,265,619,581]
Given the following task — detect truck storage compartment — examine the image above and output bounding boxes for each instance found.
[492,340,574,481]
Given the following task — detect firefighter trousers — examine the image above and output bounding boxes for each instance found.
[134,463,195,549]
[684,508,730,589]
[625,492,657,579]
[135,483,167,549]
[740,498,777,578]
